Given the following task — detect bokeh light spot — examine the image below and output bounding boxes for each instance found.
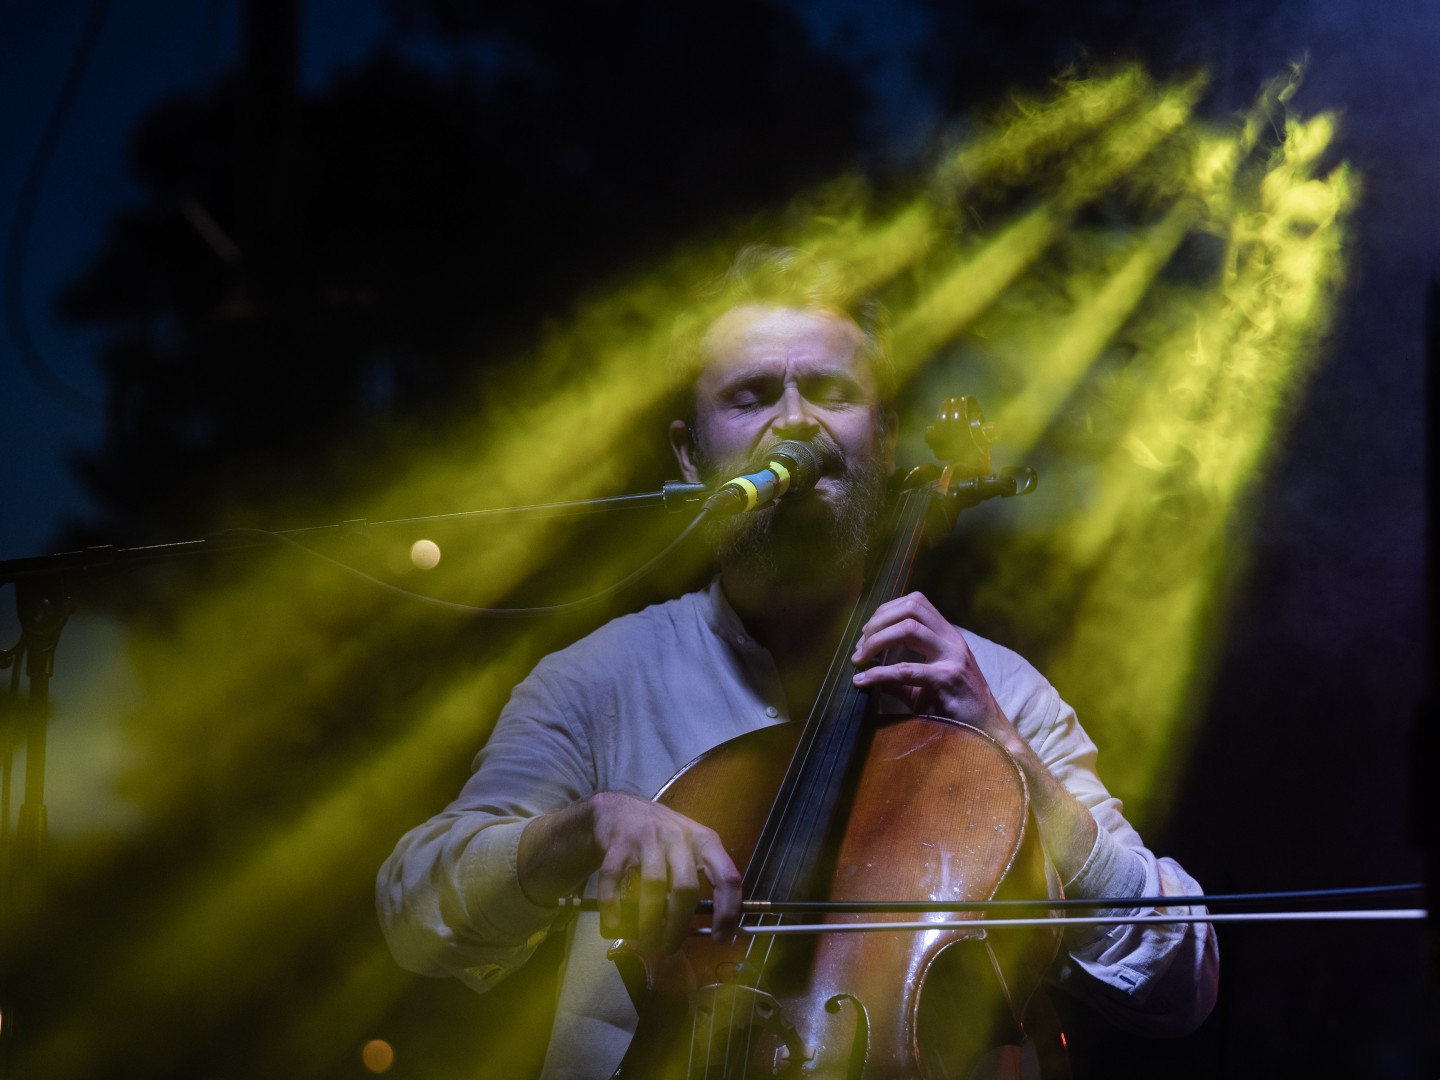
[361,1038,394,1073]
[409,539,441,570]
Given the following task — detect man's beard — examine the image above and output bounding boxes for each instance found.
[693,433,891,585]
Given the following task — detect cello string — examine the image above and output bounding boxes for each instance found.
[727,488,934,1068]
[751,486,929,911]
[730,950,757,1080]
[732,493,922,994]
[745,485,926,902]
[686,478,924,1079]
[687,982,701,1078]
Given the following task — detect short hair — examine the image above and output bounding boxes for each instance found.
[670,245,895,418]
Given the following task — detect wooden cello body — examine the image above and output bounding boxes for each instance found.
[610,400,1064,1080]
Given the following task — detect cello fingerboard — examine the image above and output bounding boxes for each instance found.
[742,483,933,907]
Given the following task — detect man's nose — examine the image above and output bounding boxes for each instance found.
[773,386,820,438]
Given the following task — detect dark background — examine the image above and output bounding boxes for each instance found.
[1,2,1434,1078]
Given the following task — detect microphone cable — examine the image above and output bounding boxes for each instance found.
[211,499,724,618]
[210,440,835,616]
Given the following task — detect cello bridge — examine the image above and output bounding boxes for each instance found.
[688,983,811,1076]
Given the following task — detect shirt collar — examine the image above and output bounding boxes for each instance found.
[702,575,749,643]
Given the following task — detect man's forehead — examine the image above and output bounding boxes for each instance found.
[697,305,868,380]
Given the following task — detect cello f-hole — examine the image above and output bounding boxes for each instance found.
[824,993,869,1080]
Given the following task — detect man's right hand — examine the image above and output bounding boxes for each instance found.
[518,791,742,954]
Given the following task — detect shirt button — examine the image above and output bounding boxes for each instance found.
[736,634,748,645]
[765,706,779,718]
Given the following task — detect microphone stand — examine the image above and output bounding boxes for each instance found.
[1,579,70,870]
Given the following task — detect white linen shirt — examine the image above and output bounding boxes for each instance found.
[377,581,1219,1079]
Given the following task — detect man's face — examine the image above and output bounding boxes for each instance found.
[670,305,895,580]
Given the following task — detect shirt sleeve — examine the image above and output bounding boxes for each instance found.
[375,664,593,992]
[970,631,1220,1036]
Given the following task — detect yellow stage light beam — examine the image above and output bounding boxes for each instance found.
[29,74,1193,838]
[980,115,1267,456]
[993,197,1205,455]
[891,74,1205,375]
[804,66,1153,295]
[946,66,1153,192]
[76,67,1196,851]
[975,115,1354,823]
[12,629,556,1078]
[11,65,1355,1078]
[1002,103,1307,576]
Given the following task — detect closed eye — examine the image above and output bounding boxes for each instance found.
[718,370,869,411]
[722,377,782,411]
[800,374,865,405]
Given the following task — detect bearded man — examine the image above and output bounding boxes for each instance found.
[377,248,1219,1079]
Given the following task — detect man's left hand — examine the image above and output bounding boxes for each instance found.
[850,591,1017,746]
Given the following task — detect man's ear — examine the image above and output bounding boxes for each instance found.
[669,419,701,483]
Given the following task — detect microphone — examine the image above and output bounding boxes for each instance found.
[702,440,834,516]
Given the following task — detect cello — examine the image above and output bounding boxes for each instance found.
[609,397,1062,1080]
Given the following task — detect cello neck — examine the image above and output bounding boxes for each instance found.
[741,483,935,905]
